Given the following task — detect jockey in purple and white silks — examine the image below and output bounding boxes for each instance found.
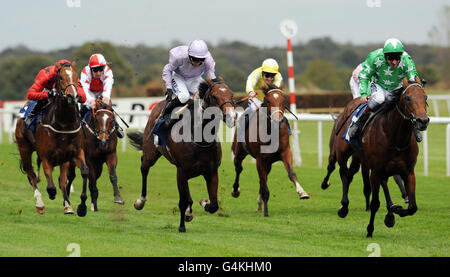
[159,39,217,128]
[347,38,422,142]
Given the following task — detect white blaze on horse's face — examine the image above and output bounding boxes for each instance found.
[102,113,109,131]
[65,69,78,96]
[270,92,284,122]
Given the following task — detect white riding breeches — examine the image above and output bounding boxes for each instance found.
[171,72,204,104]
[349,77,361,99]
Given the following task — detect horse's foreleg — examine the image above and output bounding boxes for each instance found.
[41,158,57,200]
[73,150,89,217]
[361,165,371,211]
[367,173,381,238]
[380,177,396,228]
[393,174,408,203]
[201,171,219,214]
[393,172,417,217]
[59,162,74,214]
[347,156,361,185]
[280,149,309,199]
[256,158,271,217]
[88,163,99,212]
[106,152,123,205]
[66,162,76,198]
[177,168,193,233]
[231,142,247,198]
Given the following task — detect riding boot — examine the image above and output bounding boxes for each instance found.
[414,127,422,142]
[25,100,45,127]
[348,108,371,139]
[163,98,194,129]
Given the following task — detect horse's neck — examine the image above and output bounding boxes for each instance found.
[385,106,413,146]
[54,101,78,126]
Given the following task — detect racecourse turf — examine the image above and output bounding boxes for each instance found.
[0,121,448,257]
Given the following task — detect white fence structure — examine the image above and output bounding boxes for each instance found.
[2,105,450,177]
[428,94,450,117]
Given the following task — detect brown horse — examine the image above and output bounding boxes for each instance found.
[231,83,309,217]
[67,98,124,212]
[321,114,409,212]
[128,77,237,232]
[15,62,89,215]
[331,78,428,237]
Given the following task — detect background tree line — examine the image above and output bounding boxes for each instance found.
[0,37,448,100]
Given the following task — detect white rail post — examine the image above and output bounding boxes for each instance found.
[447,124,450,176]
[423,130,428,176]
[318,120,322,168]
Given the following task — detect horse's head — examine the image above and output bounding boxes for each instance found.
[199,76,237,127]
[262,83,285,122]
[55,61,79,105]
[398,77,429,132]
[92,99,115,150]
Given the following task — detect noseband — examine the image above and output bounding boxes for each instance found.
[84,109,116,140]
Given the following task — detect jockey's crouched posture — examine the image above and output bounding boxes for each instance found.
[78,53,124,138]
[24,59,87,128]
[238,58,284,138]
[157,39,218,129]
[347,38,423,142]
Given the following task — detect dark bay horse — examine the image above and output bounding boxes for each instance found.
[128,77,237,232]
[231,83,309,217]
[321,113,409,212]
[331,78,428,237]
[67,98,124,212]
[15,62,89,215]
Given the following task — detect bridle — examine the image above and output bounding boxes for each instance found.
[395,83,425,125]
[84,108,116,140]
[202,80,234,111]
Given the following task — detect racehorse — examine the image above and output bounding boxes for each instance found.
[127,77,237,232]
[331,77,428,237]
[15,61,89,216]
[321,113,409,212]
[67,98,124,212]
[231,83,309,217]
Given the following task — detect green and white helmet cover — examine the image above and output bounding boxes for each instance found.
[383,38,404,54]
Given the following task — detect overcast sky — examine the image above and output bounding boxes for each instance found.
[0,0,447,52]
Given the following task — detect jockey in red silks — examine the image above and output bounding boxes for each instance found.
[24,59,86,126]
[78,53,124,138]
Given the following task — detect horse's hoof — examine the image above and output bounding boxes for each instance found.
[231,188,240,198]
[338,206,348,218]
[134,198,146,210]
[185,214,194,222]
[299,192,310,199]
[199,199,210,208]
[35,206,45,214]
[321,181,330,190]
[179,226,186,233]
[114,196,125,205]
[77,204,87,217]
[47,187,57,200]
[64,206,74,214]
[384,213,395,228]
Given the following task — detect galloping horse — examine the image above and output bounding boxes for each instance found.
[67,98,124,212]
[331,77,428,237]
[321,113,409,212]
[128,77,237,232]
[231,83,309,217]
[15,62,89,215]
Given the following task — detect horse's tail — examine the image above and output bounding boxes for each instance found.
[127,131,143,151]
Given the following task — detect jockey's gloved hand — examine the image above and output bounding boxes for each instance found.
[48,88,57,99]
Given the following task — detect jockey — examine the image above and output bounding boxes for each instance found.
[238,58,284,133]
[78,53,124,138]
[159,39,217,128]
[347,38,422,142]
[24,59,86,126]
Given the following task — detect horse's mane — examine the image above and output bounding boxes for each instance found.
[198,81,209,99]
[263,83,279,95]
